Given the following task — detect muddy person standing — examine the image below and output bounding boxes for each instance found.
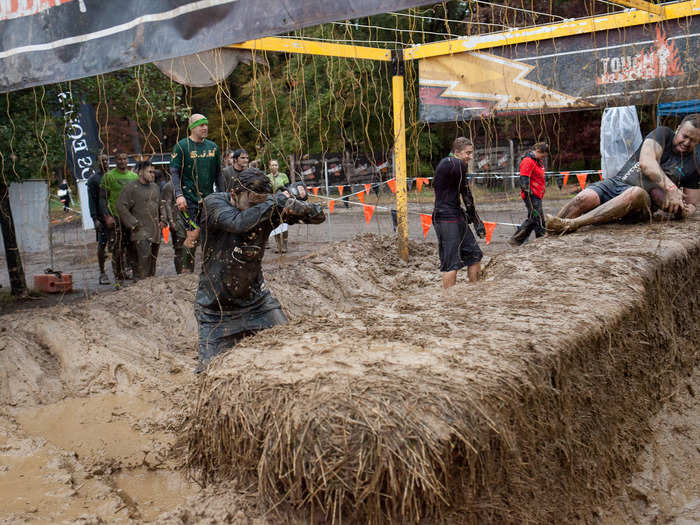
[170,113,225,272]
[160,180,188,274]
[432,137,486,288]
[194,168,325,373]
[116,161,164,279]
[100,152,139,286]
[87,153,111,285]
[220,148,249,193]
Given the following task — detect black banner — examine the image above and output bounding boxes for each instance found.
[1,0,432,93]
[58,92,101,181]
[420,17,700,122]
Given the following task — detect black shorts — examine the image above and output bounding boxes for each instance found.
[587,177,633,205]
[434,218,483,272]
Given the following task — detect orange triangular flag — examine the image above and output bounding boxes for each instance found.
[576,173,587,191]
[357,191,365,204]
[161,225,170,244]
[312,186,319,196]
[364,183,371,194]
[416,178,424,193]
[363,204,375,224]
[338,185,344,197]
[387,178,396,193]
[483,222,496,245]
[420,213,432,237]
[561,171,570,186]
[328,200,335,214]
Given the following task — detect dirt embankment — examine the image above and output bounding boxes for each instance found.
[0,222,698,524]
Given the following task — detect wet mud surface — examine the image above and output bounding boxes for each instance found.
[0,199,697,524]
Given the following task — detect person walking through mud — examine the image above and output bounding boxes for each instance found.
[432,137,486,289]
[546,114,700,234]
[87,153,111,285]
[509,142,549,246]
[170,113,225,271]
[194,168,325,373]
[116,160,164,280]
[100,152,139,285]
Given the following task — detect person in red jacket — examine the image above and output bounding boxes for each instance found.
[509,142,549,246]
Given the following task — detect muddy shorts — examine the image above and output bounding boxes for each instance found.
[194,295,288,373]
[434,218,483,272]
[587,177,633,205]
[94,222,109,245]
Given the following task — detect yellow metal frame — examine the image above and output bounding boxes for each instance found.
[229,37,391,61]
[227,1,695,261]
[404,0,694,59]
[609,0,664,16]
[392,73,409,261]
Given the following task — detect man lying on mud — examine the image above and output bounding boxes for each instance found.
[194,168,325,373]
[546,113,700,234]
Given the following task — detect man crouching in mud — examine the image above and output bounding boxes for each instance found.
[546,113,700,234]
[194,168,325,373]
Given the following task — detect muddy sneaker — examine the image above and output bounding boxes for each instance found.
[98,272,110,285]
[545,214,578,234]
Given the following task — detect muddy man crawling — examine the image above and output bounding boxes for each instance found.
[547,114,700,234]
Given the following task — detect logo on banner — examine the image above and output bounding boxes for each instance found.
[0,0,83,21]
[597,28,684,85]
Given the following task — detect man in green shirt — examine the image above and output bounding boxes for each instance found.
[99,152,139,284]
[169,113,224,271]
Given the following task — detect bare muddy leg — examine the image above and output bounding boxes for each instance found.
[557,189,601,219]
[547,187,650,234]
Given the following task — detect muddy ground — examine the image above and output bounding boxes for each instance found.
[0,198,697,524]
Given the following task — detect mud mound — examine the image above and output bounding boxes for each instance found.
[188,221,700,524]
[266,233,438,318]
[0,275,199,407]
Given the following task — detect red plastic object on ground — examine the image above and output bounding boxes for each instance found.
[34,273,73,293]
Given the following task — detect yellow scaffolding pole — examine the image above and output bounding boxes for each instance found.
[609,0,664,15]
[391,51,408,262]
[229,37,391,61]
[404,0,694,60]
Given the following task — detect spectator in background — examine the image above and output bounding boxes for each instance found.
[223,149,235,168]
[87,153,111,285]
[221,148,248,192]
[116,160,164,279]
[170,113,224,268]
[509,142,549,246]
[100,152,139,286]
[57,179,71,211]
[267,159,290,253]
[161,179,189,274]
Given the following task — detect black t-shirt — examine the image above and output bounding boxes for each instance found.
[617,126,700,190]
[432,156,470,221]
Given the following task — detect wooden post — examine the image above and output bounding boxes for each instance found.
[0,182,27,296]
